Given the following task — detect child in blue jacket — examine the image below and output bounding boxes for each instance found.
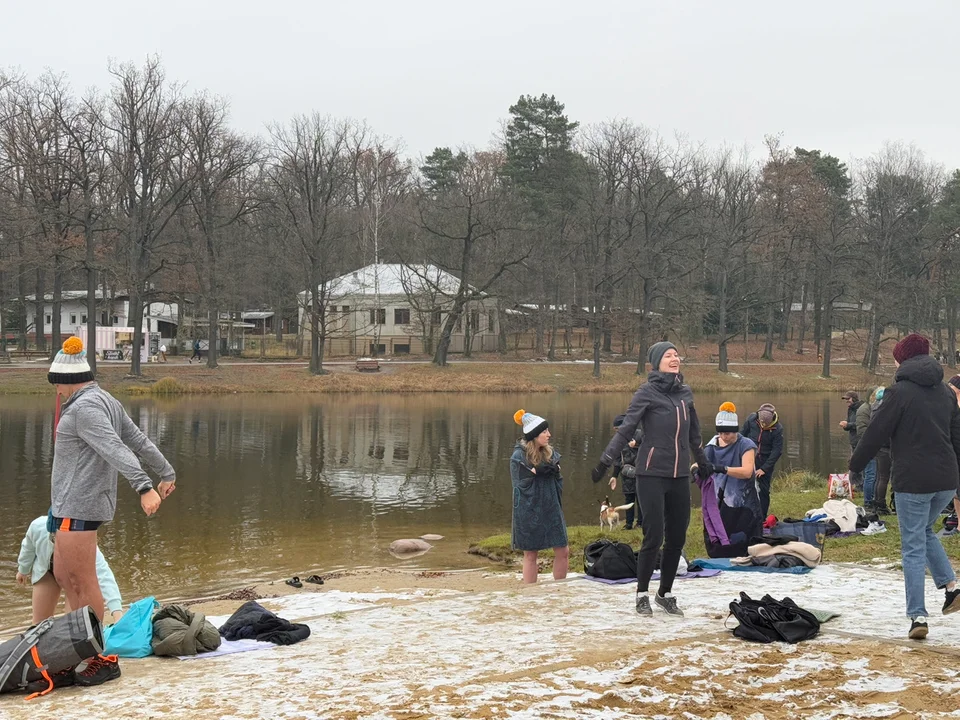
[16,515,124,625]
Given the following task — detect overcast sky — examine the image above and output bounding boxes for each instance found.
[5,0,959,171]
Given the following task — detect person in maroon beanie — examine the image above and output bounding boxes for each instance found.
[852,333,960,640]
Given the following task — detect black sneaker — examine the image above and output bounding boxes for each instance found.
[25,667,76,694]
[908,618,928,640]
[635,594,652,616]
[75,655,121,687]
[943,588,960,615]
[655,592,684,617]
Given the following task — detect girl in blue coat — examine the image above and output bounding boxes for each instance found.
[511,410,569,584]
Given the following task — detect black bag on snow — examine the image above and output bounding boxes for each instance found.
[728,592,820,644]
[583,540,637,580]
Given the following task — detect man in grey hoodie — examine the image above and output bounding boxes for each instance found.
[46,337,176,688]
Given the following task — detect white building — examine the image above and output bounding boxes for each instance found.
[298,264,500,356]
[21,291,180,348]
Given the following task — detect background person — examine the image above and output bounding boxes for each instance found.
[610,414,642,530]
[16,515,124,626]
[510,410,569,584]
[840,391,864,490]
[591,341,712,618]
[739,403,783,517]
[851,334,960,641]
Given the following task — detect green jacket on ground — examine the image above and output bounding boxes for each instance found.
[151,605,221,656]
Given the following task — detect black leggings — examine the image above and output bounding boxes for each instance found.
[623,492,637,527]
[636,477,691,595]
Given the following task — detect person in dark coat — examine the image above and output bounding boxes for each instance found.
[840,390,864,488]
[851,334,960,640]
[591,341,712,618]
[511,409,568,584]
[740,403,783,517]
[610,414,642,530]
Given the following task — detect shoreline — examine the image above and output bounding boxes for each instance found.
[0,360,891,396]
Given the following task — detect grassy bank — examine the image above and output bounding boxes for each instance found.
[0,361,888,396]
[469,472,960,572]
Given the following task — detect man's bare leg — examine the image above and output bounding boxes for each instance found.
[53,530,104,622]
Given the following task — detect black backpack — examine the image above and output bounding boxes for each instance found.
[583,540,637,580]
[728,592,820,643]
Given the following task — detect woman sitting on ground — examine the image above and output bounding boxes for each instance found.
[510,410,569,584]
[696,403,761,558]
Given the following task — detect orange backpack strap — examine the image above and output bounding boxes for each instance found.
[24,647,53,701]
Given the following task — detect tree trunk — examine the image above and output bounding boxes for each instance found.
[534,302,545,355]
[636,279,652,375]
[128,287,144,376]
[821,299,834,377]
[50,258,64,360]
[207,306,220,369]
[464,310,473,359]
[34,270,46,352]
[547,282,560,361]
[761,299,776,360]
[717,270,729,373]
[795,282,808,355]
[947,296,958,369]
[17,240,28,350]
[86,246,98,375]
[497,299,507,355]
[777,288,792,350]
[812,278,823,359]
[309,262,322,374]
[0,267,7,357]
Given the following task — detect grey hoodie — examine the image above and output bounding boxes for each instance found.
[51,383,175,522]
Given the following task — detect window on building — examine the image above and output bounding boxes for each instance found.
[394,308,410,325]
[488,311,496,330]
[81,315,87,324]
[112,315,119,325]
[455,315,462,332]
[369,343,386,355]
[369,309,386,325]
[394,343,410,355]
[470,310,480,331]
[431,310,442,327]
[45,315,52,325]
[341,305,350,314]
[70,314,77,325]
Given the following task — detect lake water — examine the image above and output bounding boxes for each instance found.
[0,391,853,627]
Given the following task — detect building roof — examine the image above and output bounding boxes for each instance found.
[241,311,275,320]
[315,264,482,299]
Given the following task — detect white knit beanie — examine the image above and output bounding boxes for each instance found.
[48,337,95,385]
[715,402,739,432]
[513,409,548,441]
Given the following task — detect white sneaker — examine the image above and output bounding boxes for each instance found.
[862,521,887,536]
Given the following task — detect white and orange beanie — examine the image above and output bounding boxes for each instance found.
[48,337,94,385]
[514,409,548,441]
[715,402,739,433]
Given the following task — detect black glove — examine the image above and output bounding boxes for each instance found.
[591,462,610,484]
[698,461,716,478]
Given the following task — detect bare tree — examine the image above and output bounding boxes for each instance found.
[268,114,362,374]
[414,150,529,366]
[105,57,193,376]
[184,93,262,368]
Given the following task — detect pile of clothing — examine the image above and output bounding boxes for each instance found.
[729,538,821,570]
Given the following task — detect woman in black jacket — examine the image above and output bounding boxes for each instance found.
[592,341,712,617]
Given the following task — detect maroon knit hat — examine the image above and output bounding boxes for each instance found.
[893,334,930,364]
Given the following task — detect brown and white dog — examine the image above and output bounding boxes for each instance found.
[599,497,634,530]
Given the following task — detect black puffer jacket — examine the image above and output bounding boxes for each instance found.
[218,601,311,646]
[851,355,960,494]
[740,413,784,477]
[601,372,710,479]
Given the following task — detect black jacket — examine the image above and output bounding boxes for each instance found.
[218,600,311,646]
[844,401,863,447]
[601,371,709,479]
[740,413,784,477]
[850,355,960,494]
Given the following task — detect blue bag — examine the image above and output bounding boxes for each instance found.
[103,596,158,658]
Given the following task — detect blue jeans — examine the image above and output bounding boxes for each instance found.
[895,489,958,618]
[862,459,877,505]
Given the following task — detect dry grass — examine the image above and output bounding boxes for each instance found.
[469,488,960,572]
[0,360,891,396]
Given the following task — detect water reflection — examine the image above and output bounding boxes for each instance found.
[0,391,852,627]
